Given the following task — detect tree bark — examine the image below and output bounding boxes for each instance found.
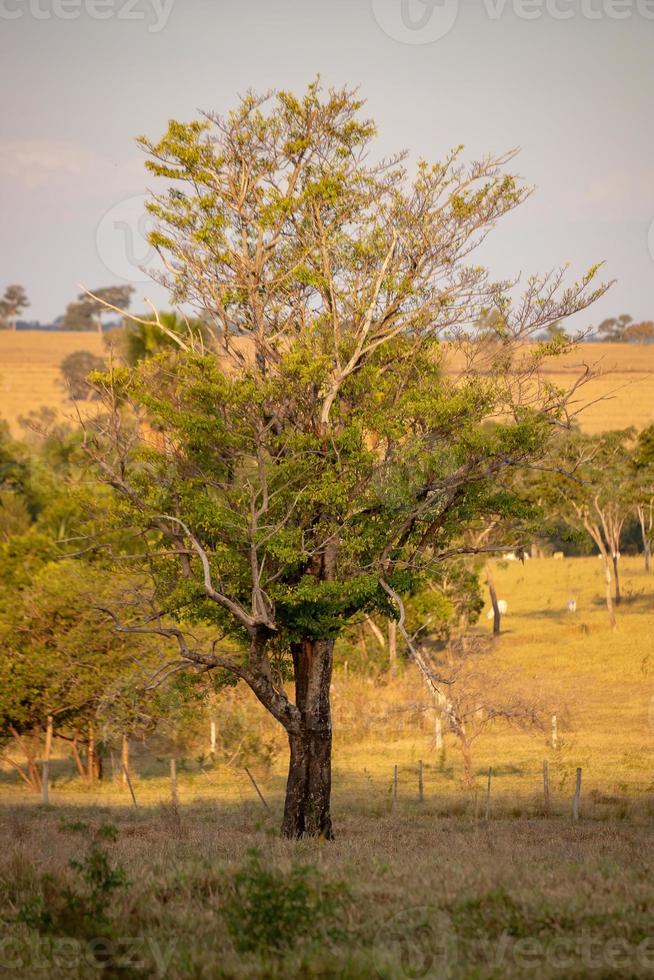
[487,571,501,636]
[121,734,129,786]
[612,553,621,605]
[601,555,616,629]
[72,732,88,782]
[388,619,397,677]
[637,506,652,573]
[87,727,95,783]
[281,638,334,839]
[44,715,53,762]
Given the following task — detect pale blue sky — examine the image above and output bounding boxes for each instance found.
[1,0,652,328]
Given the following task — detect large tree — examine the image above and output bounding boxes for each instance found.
[62,286,134,333]
[84,82,607,838]
[0,284,29,330]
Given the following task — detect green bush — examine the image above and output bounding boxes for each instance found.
[221,849,349,954]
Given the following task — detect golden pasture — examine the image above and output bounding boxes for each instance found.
[1,332,654,435]
[0,330,104,434]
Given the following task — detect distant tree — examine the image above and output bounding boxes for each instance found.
[398,572,542,783]
[62,286,134,333]
[60,350,106,400]
[0,284,29,331]
[595,314,632,343]
[546,430,634,626]
[624,320,654,344]
[542,319,566,341]
[633,424,654,572]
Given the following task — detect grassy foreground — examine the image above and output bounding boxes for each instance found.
[1,556,654,977]
[2,803,654,978]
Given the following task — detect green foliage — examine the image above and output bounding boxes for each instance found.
[221,850,349,954]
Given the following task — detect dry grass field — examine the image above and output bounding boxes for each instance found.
[1,557,654,977]
[1,332,654,435]
[0,331,104,434]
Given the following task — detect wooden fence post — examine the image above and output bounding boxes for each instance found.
[121,762,138,808]
[418,760,424,802]
[392,765,398,812]
[209,721,217,755]
[170,758,178,806]
[485,767,493,820]
[572,767,582,821]
[41,761,49,805]
[543,760,550,812]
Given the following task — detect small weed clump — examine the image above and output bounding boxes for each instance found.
[17,821,129,941]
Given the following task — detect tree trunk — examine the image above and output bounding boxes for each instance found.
[638,507,652,572]
[9,727,41,792]
[388,619,397,677]
[44,715,53,762]
[487,571,501,636]
[460,736,473,786]
[282,638,334,839]
[121,735,129,786]
[612,554,621,605]
[72,732,88,782]
[601,555,616,629]
[87,727,95,783]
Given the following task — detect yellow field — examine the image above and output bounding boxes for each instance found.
[1,332,654,435]
[0,331,104,434]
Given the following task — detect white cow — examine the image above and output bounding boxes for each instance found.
[566,599,577,613]
[486,600,508,619]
